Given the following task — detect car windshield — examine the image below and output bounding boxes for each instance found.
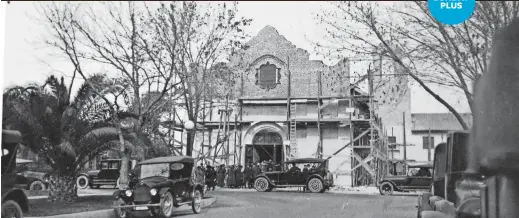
[140,163,169,178]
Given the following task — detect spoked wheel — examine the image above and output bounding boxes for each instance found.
[307,178,324,193]
[76,175,89,189]
[254,177,270,192]
[192,189,203,214]
[1,200,23,218]
[30,180,47,191]
[112,199,129,218]
[160,191,174,217]
[379,182,394,195]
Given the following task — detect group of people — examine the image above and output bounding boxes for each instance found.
[200,160,321,191]
[201,159,286,191]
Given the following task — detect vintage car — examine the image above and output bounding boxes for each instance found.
[253,158,334,193]
[2,130,30,218]
[416,131,484,218]
[112,156,206,218]
[15,159,50,191]
[76,159,133,189]
[378,161,433,195]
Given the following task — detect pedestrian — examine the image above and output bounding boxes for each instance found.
[267,160,274,172]
[261,161,267,172]
[217,164,226,187]
[244,163,253,188]
[227,165,236,188]
[302,164,310,192]
[205,165,217,191]
[236,165,244,188]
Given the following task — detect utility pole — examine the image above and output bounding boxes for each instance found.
[403,112,407,161]
[317,71,323,158]
[428,128,432,162]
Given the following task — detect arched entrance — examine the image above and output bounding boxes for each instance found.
[244,129,283,165]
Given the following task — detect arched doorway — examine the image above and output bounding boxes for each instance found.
[244,130,283,165]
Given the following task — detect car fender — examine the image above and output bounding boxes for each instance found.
[1,188,29,212]
[254,175,274,185]
[379,180,398,189]
[306,174,325,184]
[112,190,122,199]
[159,187,172,197]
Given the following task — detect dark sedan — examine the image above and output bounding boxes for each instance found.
[378,162,433,195]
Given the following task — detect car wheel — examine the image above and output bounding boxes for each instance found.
[379,182,394,195]
[1,200,23,218]
[30,180,47,191]
[192,189,203,214]
[160,191,175,217]
[254,177,270,192]
[307,178,325,193]
[76,175,89,189]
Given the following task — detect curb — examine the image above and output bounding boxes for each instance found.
[25,197,217,218]
[28,193,112,200]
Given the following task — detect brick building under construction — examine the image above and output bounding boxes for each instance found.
[189,26,391,187]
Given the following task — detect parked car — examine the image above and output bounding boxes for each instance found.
[378,161,433,195]
[112,156,206,218]
[416,131,483,218]
[15,159,49,191]
[76,159,132,189]
[253,158,334,193]
[2,130,30,217]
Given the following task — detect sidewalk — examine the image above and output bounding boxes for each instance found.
[25,197,216,218]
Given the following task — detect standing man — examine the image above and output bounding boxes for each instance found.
[217,164,226,188]
[236,165,244,188]
[302,164,310,192]
[244,163,253,189]
[205,165,217,191]
[267,160,274,172]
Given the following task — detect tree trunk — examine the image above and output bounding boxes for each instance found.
[47,174,78,203]
[117,126,130,190]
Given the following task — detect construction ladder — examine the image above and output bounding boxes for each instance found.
[289,103,298,159]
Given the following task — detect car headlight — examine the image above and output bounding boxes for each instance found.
[150,189,157,196]
[125,190,133,197]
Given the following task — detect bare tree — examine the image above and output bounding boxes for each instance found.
[146,1,251,156]
[37,2,181,190]
[317,1,519,129]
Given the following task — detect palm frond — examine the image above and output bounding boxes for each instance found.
[59,141,76,157]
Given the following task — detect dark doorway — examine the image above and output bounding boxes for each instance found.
[245,130,283,165]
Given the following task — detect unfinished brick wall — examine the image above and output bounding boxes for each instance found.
[229,26,350,99]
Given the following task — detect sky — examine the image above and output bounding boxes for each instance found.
[1,1,470,115]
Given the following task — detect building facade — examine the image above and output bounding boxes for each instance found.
[191,26,381,186]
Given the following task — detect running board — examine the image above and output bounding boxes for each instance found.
[275,185,306,187]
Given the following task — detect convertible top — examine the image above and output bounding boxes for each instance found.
[138,156,194,165]
[285,158,326,164]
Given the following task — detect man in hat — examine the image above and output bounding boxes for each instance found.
[217,164,226,187]
[302,164,310,192]
[205,165,217,191]
[244,162,253,189]
[236,165,244,188]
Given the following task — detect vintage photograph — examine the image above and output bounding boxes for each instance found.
[1,1,518,218]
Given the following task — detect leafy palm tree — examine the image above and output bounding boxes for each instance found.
[2,75,148,202]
